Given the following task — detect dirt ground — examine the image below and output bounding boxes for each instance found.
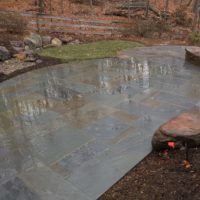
[98,148,200,200]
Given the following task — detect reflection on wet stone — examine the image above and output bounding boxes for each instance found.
[0,46,200,199]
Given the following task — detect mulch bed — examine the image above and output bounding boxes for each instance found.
[98,148,200,200]
[0,56,63,82]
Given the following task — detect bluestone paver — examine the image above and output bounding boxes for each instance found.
[0,46,200,199]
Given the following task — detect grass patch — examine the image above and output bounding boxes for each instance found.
[40,40,143,62]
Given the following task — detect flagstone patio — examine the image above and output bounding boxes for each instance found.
[0,46,200,200]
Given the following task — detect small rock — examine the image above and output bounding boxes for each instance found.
[25,45,30,51]
[0,46,10,61]
[152,107,200,150]
[51,38,62,47]
[10,40,24,48]
[42,36,52,46]
[0,72,6,79]
[24,33,42,50]
[12,47,24,53]
[10,40,24,53]
[14,52,26,61]
[24,49,35,56]
[25,55,36,62]
[68,39,81,45]
[61,36,73,44]
[36,59,42,64]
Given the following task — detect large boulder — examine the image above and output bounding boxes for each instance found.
[0,72,6,79]
[24,33,42,50]
[0,46,10,61]
[10,40,24,53]
[152,108,200,150]
[42,36,52,46]
[51,38,62,47]
[185,47,200,65]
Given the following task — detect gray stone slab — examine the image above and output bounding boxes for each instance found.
[30,125,91,164]
[0,177,41,200]
[154,91,197,108]
[20,165,92,200]
[84,116,130,143]
[68,82,97,94]
[86,92,127,107]
[116,100,154,116]
[51,139,108,178]
[97,139,151,175]
[133,115,166,134]
[37,84,81,101]
[68,158,122,199]
[148,102,186,121]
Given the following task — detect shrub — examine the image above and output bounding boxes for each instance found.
[155,19,172,38]
[173,7,190,27]
[188,32,200,46]
[0,12,27,34]
[133,18,155,37]
[131,18,171,38]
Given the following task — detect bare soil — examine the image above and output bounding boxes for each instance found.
[98,148,200,200]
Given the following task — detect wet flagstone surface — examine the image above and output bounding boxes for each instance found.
[0,46,200,199]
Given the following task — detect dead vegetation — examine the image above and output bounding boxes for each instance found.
[0,0,199,44]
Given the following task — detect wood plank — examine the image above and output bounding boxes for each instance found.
[29,26,112,35]
[29,20,117,30]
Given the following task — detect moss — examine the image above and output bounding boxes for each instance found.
[188,32,200,46]
[40,40,143,62]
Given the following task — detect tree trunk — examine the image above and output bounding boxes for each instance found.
[165,0,169,11]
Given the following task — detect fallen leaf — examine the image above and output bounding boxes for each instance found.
[182,160,192,169]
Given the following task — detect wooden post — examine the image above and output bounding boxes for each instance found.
[164,0,169,11]
[61,0,64,14]
[49,0,52,14]
[128,0,131,21]
[145,0,150,18]
[36,14,40,32]
[192,0,199,30]
[90,0,93,7]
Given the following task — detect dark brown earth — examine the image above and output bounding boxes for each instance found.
[98,148,200,200]
[0,56,63,83]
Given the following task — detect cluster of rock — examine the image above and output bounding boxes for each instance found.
[152,108,200,150]
[0,33,80,62]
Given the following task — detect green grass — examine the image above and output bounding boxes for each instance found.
[40,40,143,62]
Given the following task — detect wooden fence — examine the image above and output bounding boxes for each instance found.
[117,0,150,19]
[0,10,127,36]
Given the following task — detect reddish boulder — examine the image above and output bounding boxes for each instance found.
[152,108,200,150]
[14,52,26,60]
[185,47,200,65]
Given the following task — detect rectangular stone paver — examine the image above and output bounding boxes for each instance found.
[0,177,41,200]
[68,158,122,200]
[51,139,108,179]
[20,165,92,200]
[116,100,154,116]
[154,91,197,108]
[83,116,130,143]
[30,125,91,164]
